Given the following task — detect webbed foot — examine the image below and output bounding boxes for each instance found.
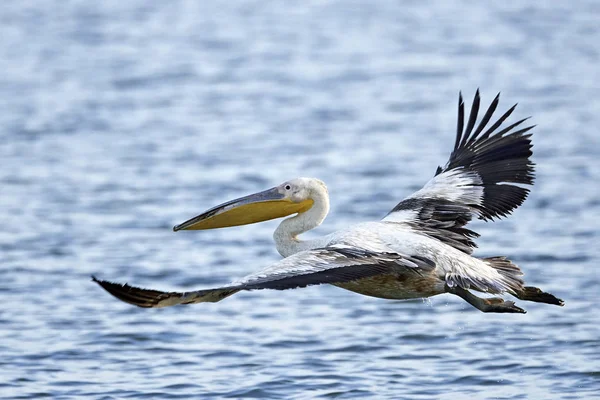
[446,284,526,314]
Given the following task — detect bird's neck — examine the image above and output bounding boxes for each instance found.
[274,192,330,257]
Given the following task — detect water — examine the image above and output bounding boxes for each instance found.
[1,1,599,398]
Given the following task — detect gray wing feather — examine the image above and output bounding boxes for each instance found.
[93,245,435,308]
[231,245,433,289]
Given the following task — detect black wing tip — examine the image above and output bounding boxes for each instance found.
[467,87,481,100]
[464,90,481,136]
[490,92,501,108]
[455,91,525,144]
[91,275,117,294]
[91,274,125,294]
[92,275,119,289]
[448,90,537,221]
[92,275,157,308]
[456,89,488,151]
[506,102,518,114]
[455,92,466,151]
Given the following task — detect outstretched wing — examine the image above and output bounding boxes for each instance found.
[93,245,435,308]
[383,90,535,254]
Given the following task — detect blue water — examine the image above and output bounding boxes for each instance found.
[1,1,599,398]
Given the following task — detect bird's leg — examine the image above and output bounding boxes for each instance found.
[445,284,526,314]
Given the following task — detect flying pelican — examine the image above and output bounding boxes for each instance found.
[93,91,564,313]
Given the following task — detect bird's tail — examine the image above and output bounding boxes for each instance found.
[92,276,238,308]
[483,257,564,306]
[515,286,564,306]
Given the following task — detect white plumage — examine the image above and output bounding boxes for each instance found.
[94,91,564,313]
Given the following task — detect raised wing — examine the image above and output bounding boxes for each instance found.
[93,245,434,308]
[384,90,535,254]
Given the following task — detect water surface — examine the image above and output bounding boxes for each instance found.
[1,1,599,398]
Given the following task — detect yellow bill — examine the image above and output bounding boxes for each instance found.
[173,187,313,231]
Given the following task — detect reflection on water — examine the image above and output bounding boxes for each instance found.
[1,1,599,398]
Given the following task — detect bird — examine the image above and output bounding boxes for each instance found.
[93,90,564,313]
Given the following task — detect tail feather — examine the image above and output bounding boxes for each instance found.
[483,258,564,307]
[516,286,564,306]
[483,256,524,293]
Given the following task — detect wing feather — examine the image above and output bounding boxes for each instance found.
[93,246,434,308]
[461,88,480,148]
[384,91,535,254]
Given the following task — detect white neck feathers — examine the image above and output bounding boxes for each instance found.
[273,183,330,257]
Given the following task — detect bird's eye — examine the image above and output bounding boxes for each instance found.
[285,184,291,190]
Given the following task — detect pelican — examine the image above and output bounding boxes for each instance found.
[93,91,564,313]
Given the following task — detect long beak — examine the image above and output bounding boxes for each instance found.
[173,187,313,231]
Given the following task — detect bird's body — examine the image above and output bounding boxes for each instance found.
[277,219,519,301]
[94,91,564,313]
[325,222,449,299]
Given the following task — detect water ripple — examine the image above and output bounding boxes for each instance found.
[1,0,599,399]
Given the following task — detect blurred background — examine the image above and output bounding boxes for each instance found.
[1,1,599,398]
